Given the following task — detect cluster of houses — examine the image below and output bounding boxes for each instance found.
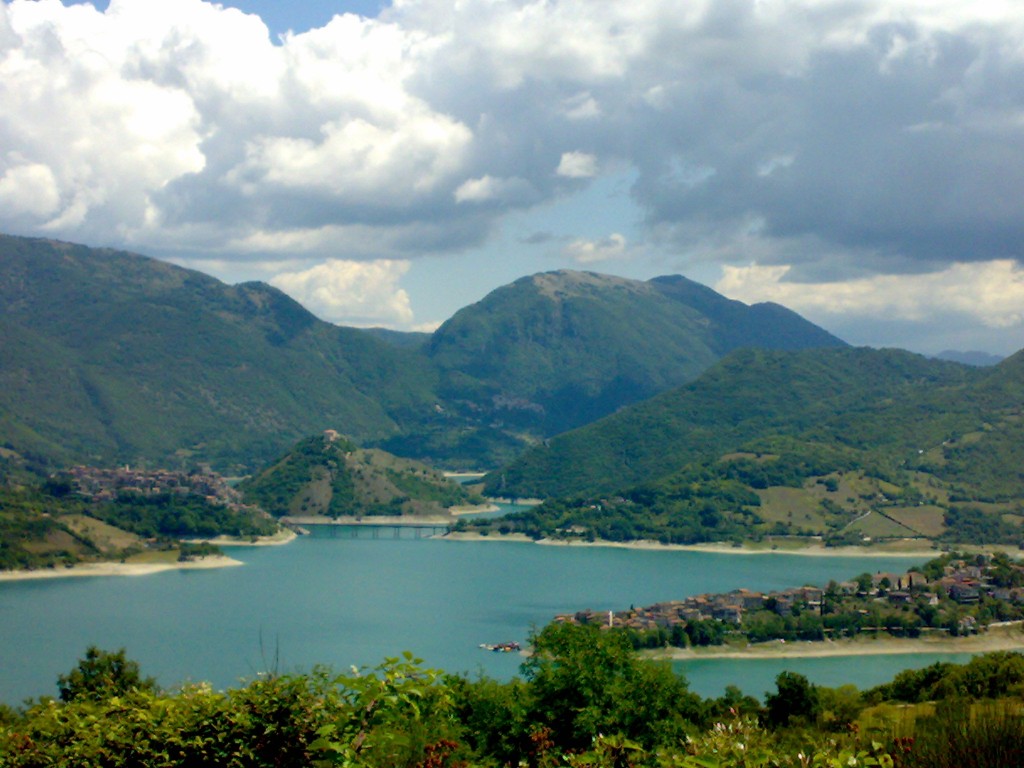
[68,465,239,507]
[557,557,1024,633]
[558,585,827,633]
[932,558,1024,605]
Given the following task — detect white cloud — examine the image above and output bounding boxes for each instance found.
[269,259,414,326]
[0,0,472,253]
[1,0,1023,306]
[237,112,470,203]
[0,159,60,218]
[453,174,531,204]
[717,260,1024,330]
[563,233,627,264]
[756,155,794,178]
[0,0,206,236]
[556,151,598,179]
[411,319,443,333]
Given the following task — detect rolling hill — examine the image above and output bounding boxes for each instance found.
[484,346,977,498]
[239,432,476,518]
[4,233,1023,547]
[478,346,1024,546]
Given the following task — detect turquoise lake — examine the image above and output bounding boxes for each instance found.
[0,532,982,704]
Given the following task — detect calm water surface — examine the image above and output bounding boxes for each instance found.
[0,534,974,704]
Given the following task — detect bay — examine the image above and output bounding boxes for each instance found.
[0,533,966,704]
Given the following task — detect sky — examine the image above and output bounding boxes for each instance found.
[2,0,1024,355]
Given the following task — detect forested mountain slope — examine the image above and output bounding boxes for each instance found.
[425,270,846,436]
[0,235,436,472]
[0,235,847,472]
[486,346,977,498]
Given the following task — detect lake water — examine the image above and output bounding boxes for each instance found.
[0,532,979,705]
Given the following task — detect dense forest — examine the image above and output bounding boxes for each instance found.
[3,624,1024,766]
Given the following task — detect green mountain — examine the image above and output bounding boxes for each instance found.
[239,432,476,518]
[425,270,846,436]
[486,347,974,498]
[0,235,437,472]
[480,346,1024,545]
[0,235,849,473]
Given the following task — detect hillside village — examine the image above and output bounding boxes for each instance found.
[68,465,243,508]
[557,553,1024,645]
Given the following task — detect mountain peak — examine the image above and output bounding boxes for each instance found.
[528,270,652,300]
[427,267,847,435]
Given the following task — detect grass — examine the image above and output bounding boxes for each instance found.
[292,467,333,516]
[890,699,1024,768]
[124,549,186,565]
[907,472,953,505]
[21,528,85,556]
[756,487,829,530]
[847,511,918,538]
[61,515,144,553]
[883,506,946,538]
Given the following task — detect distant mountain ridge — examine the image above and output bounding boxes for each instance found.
[647,275,844,354]
[0,234,848,472]
[934,350,1004,367]
[424,269,846,436]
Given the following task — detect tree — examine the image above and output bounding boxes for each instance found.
[710,684,763,720]
[57,646,157,703]
[764,671,819,729]
[686,618,725,647]
[521,622,704,752]
[816,684,863,731]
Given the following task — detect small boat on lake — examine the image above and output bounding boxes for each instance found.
[479,641,521,653]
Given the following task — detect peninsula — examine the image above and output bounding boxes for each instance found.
[556,551,1024,656]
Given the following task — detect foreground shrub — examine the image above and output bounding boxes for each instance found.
[891,699,1024,768]
[0,652,463,768]
[666,715,893,768]
[57,645,157,703]
[522,622,706,754]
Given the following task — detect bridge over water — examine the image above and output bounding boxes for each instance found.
[281,515,453,539]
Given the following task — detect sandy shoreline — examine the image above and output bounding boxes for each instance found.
[439,531,938,558]
[1,524,1006,582]
[0,555,244,582]
[645,624,1024,662]
[450,504,500,516]
[0,528,301,582]
[192,528,298,547]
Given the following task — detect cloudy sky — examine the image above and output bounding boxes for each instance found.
[3,0,1024,355]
